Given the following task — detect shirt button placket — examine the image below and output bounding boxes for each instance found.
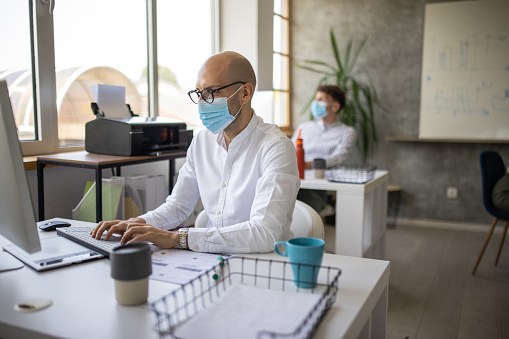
[216,149,233,227]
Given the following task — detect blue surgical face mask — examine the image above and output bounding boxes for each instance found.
[311,100,329,119]
[198,85,244,134]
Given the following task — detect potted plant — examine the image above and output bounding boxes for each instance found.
[298,27,385,161]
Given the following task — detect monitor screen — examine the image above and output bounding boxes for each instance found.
[0,80,41,253]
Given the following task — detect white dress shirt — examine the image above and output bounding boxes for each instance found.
[292,119,357,168]
[140,112,300,254]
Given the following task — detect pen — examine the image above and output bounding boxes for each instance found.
[212,256,224,281]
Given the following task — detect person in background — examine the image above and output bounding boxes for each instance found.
[291,85,357,215]
[91,51,300,254]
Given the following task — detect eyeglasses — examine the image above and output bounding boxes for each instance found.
[187,81,246,104]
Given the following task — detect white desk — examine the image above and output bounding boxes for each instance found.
[0,224,389,339]
[300,170,389,258]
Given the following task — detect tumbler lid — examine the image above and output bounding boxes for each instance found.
[111,242,152,281]
[313,158,326,169]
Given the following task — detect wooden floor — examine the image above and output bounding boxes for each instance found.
[323,223,509,338]
[384,225,509,339]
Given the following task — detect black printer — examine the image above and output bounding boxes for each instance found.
[85,116,192,156]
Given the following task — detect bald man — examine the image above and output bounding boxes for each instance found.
[91,51,300,254]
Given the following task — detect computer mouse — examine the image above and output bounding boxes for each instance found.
[39,221,71,232]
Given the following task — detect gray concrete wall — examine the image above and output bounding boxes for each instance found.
[290,0,509,224]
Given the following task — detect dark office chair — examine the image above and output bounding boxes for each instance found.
[472,151,509,275]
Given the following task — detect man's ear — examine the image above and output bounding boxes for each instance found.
[242,83,255,104]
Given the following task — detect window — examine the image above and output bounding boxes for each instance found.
[0,0,35,141]
[250,0,290,130]
[156,0,213,131]
[53,0,148,147]
[273,0,290,129]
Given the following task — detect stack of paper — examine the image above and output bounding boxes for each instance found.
[174,284,323,339]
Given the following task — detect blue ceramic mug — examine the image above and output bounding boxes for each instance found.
[274,237,325,288]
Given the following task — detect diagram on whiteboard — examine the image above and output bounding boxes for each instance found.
[419,1,509,139]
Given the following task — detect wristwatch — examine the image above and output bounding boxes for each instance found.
[178,228,189,250]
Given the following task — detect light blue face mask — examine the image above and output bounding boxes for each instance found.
[311,100,329,119]
[198,85,244,134]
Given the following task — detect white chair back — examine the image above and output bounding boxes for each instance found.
[291,200,325,239]
[194,209,209,228]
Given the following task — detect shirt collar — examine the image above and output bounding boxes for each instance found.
[216,109,258,149]
[317,117,341,130]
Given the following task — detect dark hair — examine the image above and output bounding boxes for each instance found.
[317,85,346,112]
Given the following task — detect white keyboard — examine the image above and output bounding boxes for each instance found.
[57,226,122,257]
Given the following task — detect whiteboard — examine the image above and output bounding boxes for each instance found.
[419,0,509,140]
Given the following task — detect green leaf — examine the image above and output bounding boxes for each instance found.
[344,38,353,74]
[356,101,370,159]
[346,34,368,76]
[296,65,335,77]
[362,87,378,149]
[329,29,344,75]
[339,103,350,125]
[364,71,388,113]
[300,60,338,73]
[351,80,360,100]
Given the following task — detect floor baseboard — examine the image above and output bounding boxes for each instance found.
[395,217,505,234]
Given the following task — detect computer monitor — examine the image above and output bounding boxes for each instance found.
[0,80,41,254]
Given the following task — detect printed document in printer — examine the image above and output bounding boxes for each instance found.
[91,84,132,119]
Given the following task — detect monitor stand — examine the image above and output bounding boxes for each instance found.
[0,251,24,272]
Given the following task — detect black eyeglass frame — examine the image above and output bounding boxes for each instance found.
[187,81,246,104]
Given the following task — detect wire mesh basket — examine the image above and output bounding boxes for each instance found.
[149,256,341,339]
[326,165,377,183]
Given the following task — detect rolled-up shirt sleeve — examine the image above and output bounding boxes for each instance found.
[140,141,200,230]
[326,126,357,168]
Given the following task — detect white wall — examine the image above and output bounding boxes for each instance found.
[219,0,273,91]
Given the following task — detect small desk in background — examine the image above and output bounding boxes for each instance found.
[37,151,187,222]
[300,170,389,259]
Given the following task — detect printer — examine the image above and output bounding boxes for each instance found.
[85,116,192,156]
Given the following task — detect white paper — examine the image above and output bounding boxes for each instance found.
[150,249,229,285]
[91,84,131,118]
[174,284,323,339]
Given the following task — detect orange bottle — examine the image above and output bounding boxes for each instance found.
[296,129,305,179]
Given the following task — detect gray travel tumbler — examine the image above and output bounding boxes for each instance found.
[110,242,152,305]
[313,158,326,179]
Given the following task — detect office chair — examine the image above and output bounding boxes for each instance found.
[194,200,325,240]
[472,151,509,275]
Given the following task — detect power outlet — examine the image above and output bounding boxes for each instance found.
[447,187,458,199]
